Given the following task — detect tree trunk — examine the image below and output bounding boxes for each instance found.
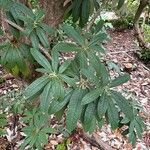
[134,0,150,49]
[39,0,66,28]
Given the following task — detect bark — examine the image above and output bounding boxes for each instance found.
[39,0,66,28]
[134,0,150,50]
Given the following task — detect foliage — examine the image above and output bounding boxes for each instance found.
[143,24,150,43]
[0,0,146,149]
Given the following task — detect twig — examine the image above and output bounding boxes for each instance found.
[77,123,113,150]
[4,19,52,60]
[80,132,114,150]
[4,19,24,32]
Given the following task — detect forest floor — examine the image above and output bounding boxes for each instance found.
[0,29,150,150]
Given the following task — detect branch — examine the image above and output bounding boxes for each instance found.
[4,19,52,60]
[77,123,113,150]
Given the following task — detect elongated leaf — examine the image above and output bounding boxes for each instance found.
[83,102,96,133]
[59,60,72,74]
[97,93,108,118]
[30,48,52,72]
[41,23,55,35]
[89,44,106,54]
[40,82,52,112]
[81,88,101,105]
[111,90,134,121]
[81,0,90,25]
[66,89,87,132]
[59,74,76,87]
[110,74,130,87]
[107,98,119,130]
[117,0,125,9]
[61,24,85,46]
[51,79,65,99]
[36,27,49,48]
[134,120,142,139]
[128,131,136,145]
[52,42,82,54]
[30,32,39,49]
[87,52,109,85]
[72,0,82,22]
[75,51,87,69]
[49,91,72,114]
[24,75,50,100]
[89,32,108,46]
[81,67,100,86]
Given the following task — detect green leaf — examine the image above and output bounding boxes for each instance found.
[111,91,134,121]
[72,0,82,22]
[59,60,72,74]
[110,74,130,87]
[107,98,119,130]
[36,27,49,48]
[41,127,56,134]
[128,131,136,145]
[66,89,87,132]
[83,102,96,133]
[40,82,52,112]
[40,23,55,35]
[81,0,90,26]
[117,0,125,9]
[81,67,100,86]
[59,74,76,87]
[134,120,142,139]
[75,51,87,69]
[61,24,85,46]
[30,32,39,49]
[81,88,101,105]
[95,20,105,33]
[30,48,52,72]
[89,44,106,54]
[89,32,108,46]
[87,53,109,85]
[24,75,50,100]
[51,79,65,99]
[97,93,109,118]
[49,91,72,114]
[52,42,82,54]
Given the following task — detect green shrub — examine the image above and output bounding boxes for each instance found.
[0,1,146,149]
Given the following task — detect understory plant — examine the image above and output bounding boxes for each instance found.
[0,1,146,149]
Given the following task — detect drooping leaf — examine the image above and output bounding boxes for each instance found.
[40,82,52,112]
[81,0,90,26]
[117,0,125,9]
[49,90,72,114]
[110,74,130,87]
[30,32,39,49]
[61,24,85,46]
[24,75,50,100]
[59,60,72,74]
[88,53,109,85]
[81,88,101,105]
[83,102,96,133]
[30,48,52,72]
[36,27,49,48]
[66,89,87,132]
[97,93,109,118]
[107,98,119,130]
[111,90,134,121]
